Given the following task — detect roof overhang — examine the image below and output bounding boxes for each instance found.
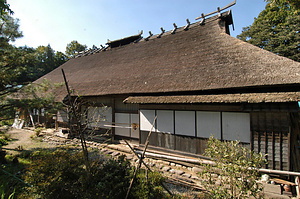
[124,92,300,104]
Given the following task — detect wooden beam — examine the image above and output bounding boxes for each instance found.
[195,0,236,20]
[125,116,157,199]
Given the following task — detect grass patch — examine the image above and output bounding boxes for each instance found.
[0,155,32,198]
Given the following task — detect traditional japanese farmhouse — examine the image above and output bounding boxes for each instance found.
[34,10,300,172]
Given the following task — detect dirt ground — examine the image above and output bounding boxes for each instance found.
[1,127,56,156]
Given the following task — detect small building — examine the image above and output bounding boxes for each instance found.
[35,11,300,171]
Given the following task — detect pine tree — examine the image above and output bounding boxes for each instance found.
[237,0,300,62]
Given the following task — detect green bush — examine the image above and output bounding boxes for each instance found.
[131,170,166,199]
[0,158,30,198]
[0,138,7,146]
[199,136,266,199]
[34,127,45,137]
[22,148,169,199]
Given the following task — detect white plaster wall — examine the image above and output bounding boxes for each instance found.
[222,112,250,143]
[197,111,221,139]
[157,110,174,134]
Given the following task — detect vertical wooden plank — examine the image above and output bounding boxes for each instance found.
[258,113,261,153]
[264,112,268,169]
[195,111,200,154]
[139,110,141,145]
[220,112,223,141]
[195,111,197,137]
[111,98,115,140]
[173,110,176,150]
[278,112,283,170]
[272,131,275,170]
[280,131,283,170]
[288,123,291,171]
[250,113,254,151]
[271,111,275,170]
[265,131,268,169]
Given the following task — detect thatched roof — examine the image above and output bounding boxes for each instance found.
[36,11,300,101]
[124,92,300,104]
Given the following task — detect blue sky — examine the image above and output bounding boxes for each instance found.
[8,0,266,53]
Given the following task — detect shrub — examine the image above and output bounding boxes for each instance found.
[0,138,7,146]
[34,128,45,137]
[199,136,266,199]
[22,148,171,199]
[131,170,166,199]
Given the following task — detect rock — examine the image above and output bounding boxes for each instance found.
[103,150,113,155]
[192,167,202,174]
[162,166,171,172]
[111,151,120,157]
[156,164,163,169]
[100,149,107,153]
[175,170,185,175]
[169,169,176,174]
[177,176,194,183]
[176,164,182,168]
[182,173,192,178]
[211,173,218,178]
[149,162,155,167]
[126,154,134,160]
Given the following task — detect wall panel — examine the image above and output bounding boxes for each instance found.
[157,110,174,134]
[222,112,250,143]
[115,113,130,137]
[175,111,195,136]
[140,110,156,131]
[197,111,221,139]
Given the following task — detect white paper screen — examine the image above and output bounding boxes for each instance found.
[222,112,250,143]
[87,106,112,128]
[157,110,174,134]
[115,113,130,137]
[140,110,156,131]
[197,111,221,139]
[175,111,195,136]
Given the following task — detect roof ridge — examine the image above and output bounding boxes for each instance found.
[72,10,232,59]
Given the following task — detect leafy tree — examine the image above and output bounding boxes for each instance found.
[237,0,300,62]
[200,136,266,198]
[0,0,13,15]
[65,40,87,57]
[0,2,24,123]
[55,51,68,67]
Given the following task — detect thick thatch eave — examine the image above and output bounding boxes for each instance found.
[124,92,300,104]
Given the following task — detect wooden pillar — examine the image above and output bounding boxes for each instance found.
[271,112,275,170]
[55,116,58,131]
[250,113,254,151]
[288,125,291,172]
[258,113,261,153]
[278,112,283,170]
[111,98,115,142]
[264,112,268,169]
